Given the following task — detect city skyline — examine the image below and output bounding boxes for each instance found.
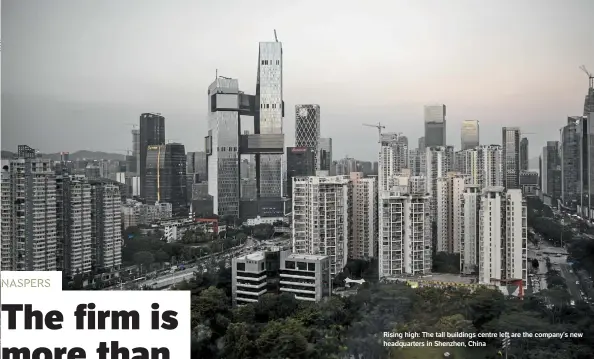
[3,0,594,161]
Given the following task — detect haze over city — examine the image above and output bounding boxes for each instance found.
[3,0,594,160]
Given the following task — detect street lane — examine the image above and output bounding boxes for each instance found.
[558,263,581,300]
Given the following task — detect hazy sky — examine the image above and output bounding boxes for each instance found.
[2,0,594,161]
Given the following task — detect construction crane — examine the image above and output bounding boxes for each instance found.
[580,65,594,88]
[274,29,278,42]
[125,123,138,129]
[363,122,386,143]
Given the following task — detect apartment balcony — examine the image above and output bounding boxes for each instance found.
[236,288,267,297]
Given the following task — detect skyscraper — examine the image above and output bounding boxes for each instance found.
[1,145,57,271]
[295,104,321,169]
[461,120,479,150]
[131,128,140,175]
[255,40,284,202]
[561,117,580,206]
[478,145,503,188]
[89,180,122,271]
[318,138,332,172]
[541,141,562,199]
[460,185,481,275]
[139,113,165,197]
[520,137,529,171]
[436,173,465,253]
[576,114,594,215]
[502,127,521,189]
[425,146,454,219]
[424,104,446,147]
[286,147,316,197]
[145,143,187,213]
[379,133,409,191]
[583,69,594,116]
[350,172,377,260]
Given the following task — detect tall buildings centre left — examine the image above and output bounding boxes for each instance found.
[205,38,286,220]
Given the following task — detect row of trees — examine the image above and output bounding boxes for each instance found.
[176,262,594,358]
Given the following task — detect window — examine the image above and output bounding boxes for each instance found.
[261,60,265,65]
[307,263,316,271]
[297,262,307,270]
[266,104,270,109]
[285,261,295,269]
[237,262,245,271]
[276,60,280,65]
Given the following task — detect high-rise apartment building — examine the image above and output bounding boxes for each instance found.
[460,185,481,275]
[502,127,521,189]
[1,145,57,271]
[145,143,187,213]
[436,173,465,253]
[292,175,351,276]
[131,128,140,175]
[541,141,562,199]
[561,117,581,206]
[90,180,122,271]
[378,133,409,191]
[424,104,446,147]
[56,174,93,276]
[408,148,423,176]
[478,145,504,188]
[478,187,527,288]
[520,137,529,171]
[454,149,479,185]
[295,105,321,169]
[378,189,432,278]
[318,138,333,172]
[576,115,594,216]
[286,147,316,197]
[335,157,359,176]
[461,120,479,150]
[425,146,454,218]
[350,173,377,259]
[139,113,165,198]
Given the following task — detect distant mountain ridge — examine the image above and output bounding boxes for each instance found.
[1,150,125,161]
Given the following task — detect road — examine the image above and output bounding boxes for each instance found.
[559,263,581,301]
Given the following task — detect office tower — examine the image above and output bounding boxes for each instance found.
[478,145,503,188]
[520,137,529,171]
[206,77,242,217]
[90,180,122,271]
[461,120,479,150]
[576,115,593,215]
[255,40,284,204]
[1,145,57,271]
[240,178,258,200]
[187,151,207,182]
[350,172,377,259]
[478,187,527,288]
[424,104,446,147]
[379,133,409,191]
[130,128,140,175]
[460,185,480,275]
[292,175,351,276]
[561,117,581,206]
[318,137,333,172]
[145,143,187,213]
[418,137,425,150]
[425,146,454,218]
[541,141,562,199]
[139,113,165,197]
[286,147,316,198]
[358,161,373,176]
[436,173,466,253]
[378,188,432,278]
[502,127,521,189]
[295,104,321,169]
[56,174,92,276]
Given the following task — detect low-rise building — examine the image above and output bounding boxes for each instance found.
[232,251,270,305]
[121,199,172,228]
[279,253,331,302]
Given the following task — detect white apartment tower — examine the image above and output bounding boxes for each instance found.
[90,180,122,270]
[436,173,466,253]
[461,185,481,274]
[379,133,408,191]
[56,174,93,276]
[292,175,351,276]
[1,146,57,271]
[478,145,503,188]
[454,149,479,185]
[425,146,454,218]
[350,172,377,259]
[379,189,432,278]
[478,187,527,287]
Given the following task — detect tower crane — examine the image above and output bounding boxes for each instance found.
[126,123,138,129]
[580,65,593,89]
[363,122,386,143]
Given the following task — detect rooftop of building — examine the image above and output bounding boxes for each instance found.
[285,253,327,261]
[236,251,265,261]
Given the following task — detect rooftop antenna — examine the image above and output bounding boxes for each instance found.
[580,65,593,89]
[216,69,218,80]
[274,29,278,42]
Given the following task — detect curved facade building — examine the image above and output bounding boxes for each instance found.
[145,143,187,213]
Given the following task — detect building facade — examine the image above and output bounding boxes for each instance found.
[286,147,316,200]
[424,104,447,147]
[561,117,581,206]
[350,173,377,259]
[541,141,562,200]
[295,104,321,170]
[502,127,521,189]
[461,120,479,150]
[436,173,465,254]
[139,113,165,197]
[520,137,529,171]
[292,175,351,276]
[145,143,187,213]
[425,146,454,219]
[460,185,481,275]
[318,137,333,172]
[279,253,331,302]
[90,180,122,271]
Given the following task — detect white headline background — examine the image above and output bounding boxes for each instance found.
[1,271,191,358]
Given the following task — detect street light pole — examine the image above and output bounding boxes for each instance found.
[502,337,510,359]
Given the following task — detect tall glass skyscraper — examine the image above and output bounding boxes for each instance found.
[139,113,165,197]
[460,120,479,150]
[502,127,521,189]
[424,104,446,147]
[145,143,187,213]
[295,104,321,169]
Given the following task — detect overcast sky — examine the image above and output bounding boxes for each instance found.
[2,0,594,160]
